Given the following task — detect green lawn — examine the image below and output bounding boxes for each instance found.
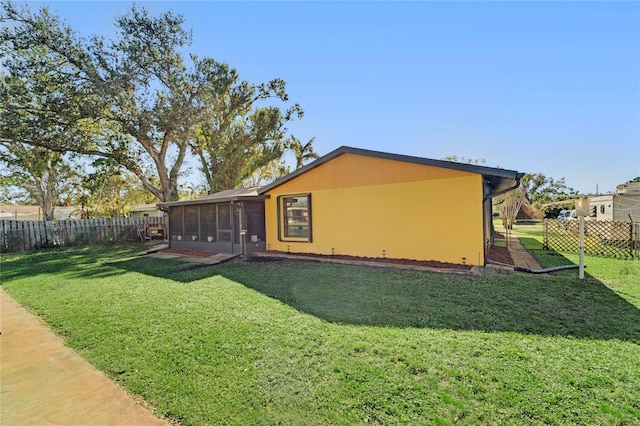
[502,221,640,287]
[1,242,639,425]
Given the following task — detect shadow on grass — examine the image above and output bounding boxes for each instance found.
[109,255,640,343]
[6,247,639,343]
[0,244,139,283]
[517,236,545,251]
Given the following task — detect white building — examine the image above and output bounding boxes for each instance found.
[588,182,640,222]
[128,203,166,219]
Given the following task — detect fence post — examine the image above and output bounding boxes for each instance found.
[631,221,635,259]
[578,216,585,280]
[636,222,639,259]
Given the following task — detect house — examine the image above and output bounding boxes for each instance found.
[259,146,523,266]
[588,182,640,222]
[161,147,523,266]
[128,203,166,220]
[160,187,267,255]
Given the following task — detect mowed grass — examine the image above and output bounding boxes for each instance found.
[505,221,640,293]
[1,242,639,425]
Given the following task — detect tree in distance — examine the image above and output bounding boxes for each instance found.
[289,135,319,170]
[0,141,80,220]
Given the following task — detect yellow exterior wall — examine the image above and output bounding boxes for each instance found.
[264,153,486,265]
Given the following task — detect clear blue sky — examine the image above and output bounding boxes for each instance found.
[22,1,640,194]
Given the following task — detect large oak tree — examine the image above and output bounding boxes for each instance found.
[1,1,301,201]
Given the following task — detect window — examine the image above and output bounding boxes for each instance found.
[279,194,312,241]
[600,205,605,214]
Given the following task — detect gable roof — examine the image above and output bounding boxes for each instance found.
[159,187,267,207]
[259,146,524,196]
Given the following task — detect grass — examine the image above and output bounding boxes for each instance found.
[1,242,639,425]
[503,221,640,286]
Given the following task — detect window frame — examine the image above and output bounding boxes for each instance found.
[277,193,312,242]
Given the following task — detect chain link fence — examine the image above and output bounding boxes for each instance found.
[543,219,639,260]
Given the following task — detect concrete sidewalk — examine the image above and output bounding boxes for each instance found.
[1,290,165,426]
[507,236,542,271]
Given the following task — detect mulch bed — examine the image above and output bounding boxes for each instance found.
[160,248,217,258]
[160,247,512,268]
[487,245,514,265]
[258,251,473,271]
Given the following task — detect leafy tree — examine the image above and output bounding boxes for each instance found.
[0,142,80,220]
[178,182,207,201]
[629,177,640,183]
[76,159,158,218]
[243,159,291,187]
[289,135,319,169]
[520,173,577,217]
[1,2,302,201]
[192,74,302,193]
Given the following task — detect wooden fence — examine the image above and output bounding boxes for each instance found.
[0,217,166,253]
[543,219,639,260]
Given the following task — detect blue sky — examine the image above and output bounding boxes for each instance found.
[21,1,640,194]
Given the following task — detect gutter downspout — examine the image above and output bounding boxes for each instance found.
[483,175,524,201]
[482,174,524,265]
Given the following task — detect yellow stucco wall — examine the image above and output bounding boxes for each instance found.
[264,153,486,265]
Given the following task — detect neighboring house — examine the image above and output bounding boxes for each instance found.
[588,182,640,222]
[161,146,523,266]
[128,203,166,220]
[160,188,267,255]
[0,205,80,220]
[259,146,523,266]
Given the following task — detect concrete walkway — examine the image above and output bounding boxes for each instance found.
[0,290,165,426]
[147,251,238,265]
[507,236,542,270]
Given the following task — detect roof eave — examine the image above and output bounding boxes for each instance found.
[486,172,525,198]
[159,194,269,207]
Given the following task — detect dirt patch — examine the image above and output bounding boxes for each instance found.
[258,251,473,271]
[487,245,513,265]
[160,248,216,258]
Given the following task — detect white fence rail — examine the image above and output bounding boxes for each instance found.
[0,217,166,253]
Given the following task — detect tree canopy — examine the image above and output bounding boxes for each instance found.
[520,173,577,209]
[289,135,319,170]
[1,1,302,202]
[0,141,79,219]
